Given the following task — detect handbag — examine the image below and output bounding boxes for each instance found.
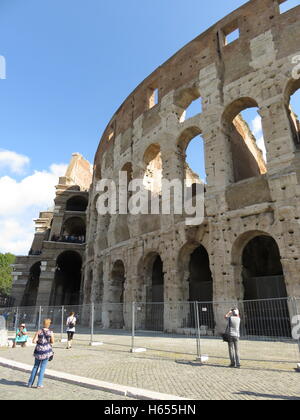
[222,317,232,343]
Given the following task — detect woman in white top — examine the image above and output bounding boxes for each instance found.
[66,312,76,349]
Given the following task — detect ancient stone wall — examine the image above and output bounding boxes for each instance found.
[84,0,300,333]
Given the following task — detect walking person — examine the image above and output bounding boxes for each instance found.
[66,312,76,349]
[27,319,54,388]
[225,308,241,369]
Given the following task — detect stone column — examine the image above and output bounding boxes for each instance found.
[35,260,56,307]
[260,99,296,175]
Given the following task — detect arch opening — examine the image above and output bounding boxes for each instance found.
[241,235,290,337]
[51,251,82,306]
[223,98,267,183]
[61,217,86,243]
[185,135,206,184]
[66,196,88,212]
[242,236,287,300]
[141,253,165,331]
[177,127,206,191]
[21,262,41,307]
[174,87,202,122]
[286,80,300,148]
[188,246,215,332]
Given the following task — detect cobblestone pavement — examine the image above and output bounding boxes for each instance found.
[0,366,134,400]
[0,334,299,400]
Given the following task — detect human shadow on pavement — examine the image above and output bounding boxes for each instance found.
[234,391,300,400]
[174,360,294,374]
[0,379,27,387]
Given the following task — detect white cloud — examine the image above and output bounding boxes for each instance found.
[0,149,30,175]
[251,116,267,162]
[0,161,67,255]
[0,218,34,256]
[252,115,263,137]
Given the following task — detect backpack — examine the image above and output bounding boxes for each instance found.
[68,317,75,329]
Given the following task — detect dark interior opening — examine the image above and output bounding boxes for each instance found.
[188,246,215,331]
[146,255,164,331]
[21,262,41,307]
[66,196,88,212]
[51,251,82,306]
[242,235,290,337]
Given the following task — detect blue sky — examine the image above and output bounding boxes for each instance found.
[0,0,299,254]
[0,0,252,171]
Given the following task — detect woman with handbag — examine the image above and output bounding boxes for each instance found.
[66,312,76,349]
[27,319,54,388]
[224,308,241,369]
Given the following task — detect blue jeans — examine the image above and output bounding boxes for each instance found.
[28,358,49,387]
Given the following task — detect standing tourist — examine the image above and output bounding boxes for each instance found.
[27,319,54,388]
[66,312,76,349]
[225,308,241,369]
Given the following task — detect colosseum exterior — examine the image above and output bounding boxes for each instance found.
[12,0,300,333]
[83,0,300,329]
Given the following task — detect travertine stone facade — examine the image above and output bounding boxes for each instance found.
[83,0,300,331]
[11,0,300,334]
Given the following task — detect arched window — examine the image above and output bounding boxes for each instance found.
[174,87,202,123]
[183,97,202,122]
[286,79,300,148]
[279,0,299,14]
[178,127,206,185]
[61,217,86,243]
[66,196,88,212]
[223,98,267,183]
[185,135,206,184]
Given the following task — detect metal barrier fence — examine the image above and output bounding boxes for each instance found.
[1,297,299,367]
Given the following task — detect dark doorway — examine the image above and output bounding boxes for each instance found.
[51,251,82,306]
[188,246,214,331]
[151,256,164,303]
[242,235,290,337]
[21,262,41,307]
[146,255,164,331]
